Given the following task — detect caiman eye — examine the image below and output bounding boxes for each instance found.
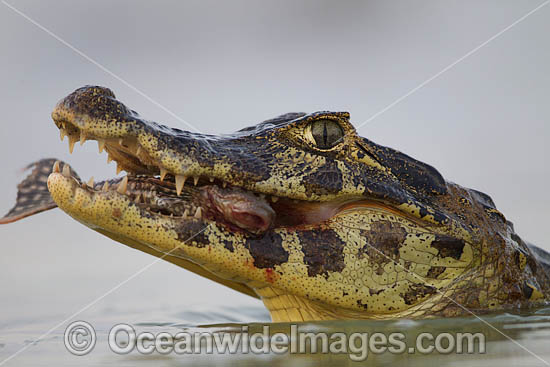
[310,120,344,149]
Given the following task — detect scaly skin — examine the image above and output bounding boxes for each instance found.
[2,85,550,322]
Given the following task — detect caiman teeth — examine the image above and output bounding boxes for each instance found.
[68,135,78,154]
[54,123,255,206]
[175,175,187,195]
[117,176,128,194]
[97,140,105,153]
[183,209,189,218]
[271,196,279,203]
[160,168,168,181]
[62,164,71,177]
[134,193,142,203]
[52,160,61,173]
[194,207,202,218]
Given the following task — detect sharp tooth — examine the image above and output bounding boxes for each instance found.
[271,196,279,203]
[134,193,141,203]
[62,164,71,177]
[175,175,187,195]
[136,146,142,156]
[117,176,128,194]
[160,168,168,181]
[102,182,110,191]
[68,135,78,154]
[61,121,67,129]
[59,128,66,141]
[116,164,123,175]
[79,132,87,146]
[107,155,113,163]
[194,207,202,219]
[193,176,199,186]
[119,138,124,146]
[209,177,215,183]
[183,209,189,218]
[87,177,95,187]
[97,140,105,153]
[222,182,227,188]
[52,161,61,173]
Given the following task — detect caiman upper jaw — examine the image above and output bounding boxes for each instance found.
[50,86,360,235]
[52,85,364,204]
[52,85,284,200]
[52,84,475,248]
[51,86,460,231]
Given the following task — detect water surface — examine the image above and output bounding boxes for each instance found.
[2,304,549,366]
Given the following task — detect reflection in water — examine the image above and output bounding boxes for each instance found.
[1,305,550,366]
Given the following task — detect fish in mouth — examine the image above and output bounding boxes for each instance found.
[2,85,550,322]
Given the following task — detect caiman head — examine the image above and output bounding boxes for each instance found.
[2,85,549,322]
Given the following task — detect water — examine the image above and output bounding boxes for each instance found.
[2,304,550,366]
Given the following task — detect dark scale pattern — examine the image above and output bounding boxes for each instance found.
[244,232,288,269]
[301,160,343,196]
[358,221,408,268]
[172,220,210,248]
[298,229,346,278]
[401,284,437,305]
[364,138,447,195]
[426,266,446,279]
[430,235,466,260]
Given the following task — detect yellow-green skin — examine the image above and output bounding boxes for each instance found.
[8,86,550,321]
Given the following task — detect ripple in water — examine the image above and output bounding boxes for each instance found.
[1,305,550,366]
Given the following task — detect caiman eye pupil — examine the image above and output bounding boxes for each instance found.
[311,120,344,149]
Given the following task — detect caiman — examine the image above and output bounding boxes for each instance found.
[2,85,549,322]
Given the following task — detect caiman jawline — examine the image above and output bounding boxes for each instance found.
[53,113,418,236]
[51,125,349,235]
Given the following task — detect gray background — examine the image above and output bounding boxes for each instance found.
[0,0,548,325]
